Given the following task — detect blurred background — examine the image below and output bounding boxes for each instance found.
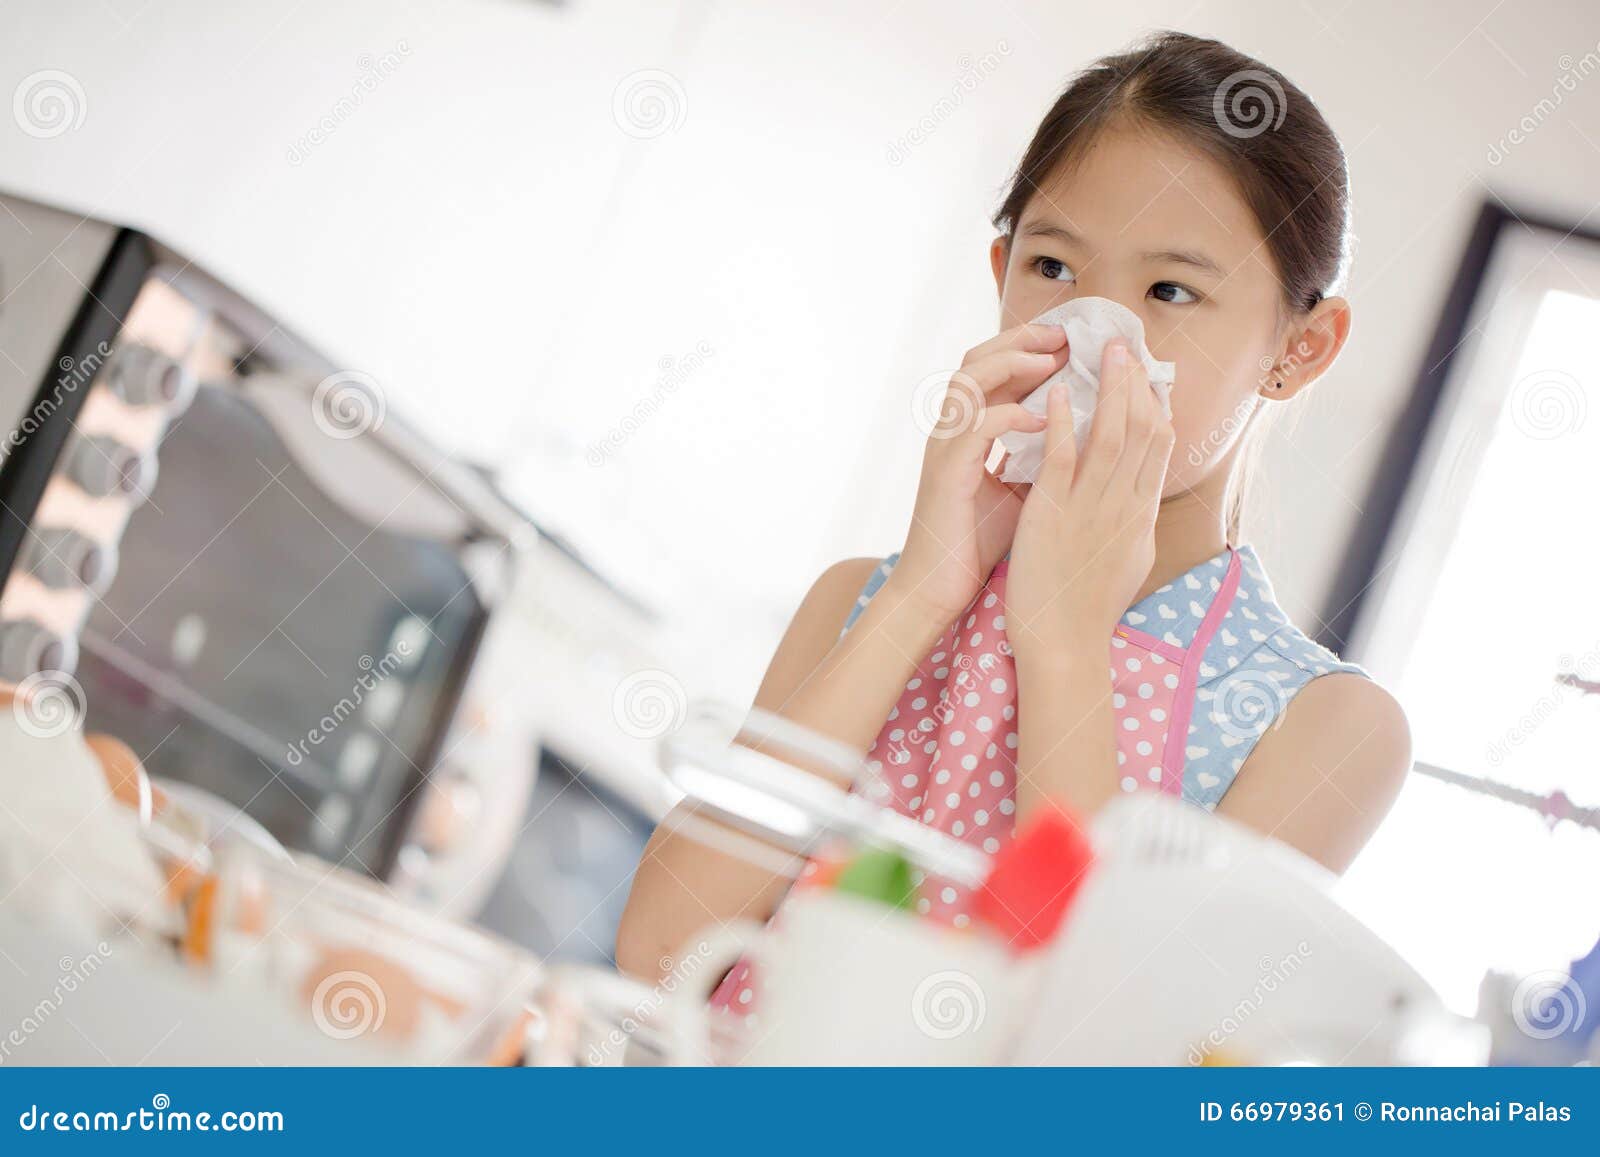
[1,0,1597,1018]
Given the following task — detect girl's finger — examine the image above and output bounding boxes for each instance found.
[1104,352,1158,501]
[924,353,1052,441]
[925,401,1045,479]
[964,321,1070,364]
[961,345,1073,403]
[1134,418,1175,503]
[1035,383,1077,494]
[969,400,1048,445]
[1075,339,1133,495]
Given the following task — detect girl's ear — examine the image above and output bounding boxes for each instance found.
[990,236,1010,299]
[1264,297,1351,401]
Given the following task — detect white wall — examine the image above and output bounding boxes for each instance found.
[3,0,1598,705]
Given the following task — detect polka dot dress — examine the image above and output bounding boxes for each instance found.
[707,543,1368,1019]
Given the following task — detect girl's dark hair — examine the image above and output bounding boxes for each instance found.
[993,31,1351,539]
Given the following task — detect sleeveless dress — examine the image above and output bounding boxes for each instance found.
[708,542,1366,1016]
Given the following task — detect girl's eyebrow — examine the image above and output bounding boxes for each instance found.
[1018,220,1225,280]
[1143,247,1226,280]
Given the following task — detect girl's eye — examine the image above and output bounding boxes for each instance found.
[1033,256,1075,283]
[1150,281,1200,305]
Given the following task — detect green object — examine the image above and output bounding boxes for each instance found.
[832,848,918,911]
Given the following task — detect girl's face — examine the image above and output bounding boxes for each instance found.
[991,122,1290,498]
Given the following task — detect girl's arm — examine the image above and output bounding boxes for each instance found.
[1213,672,1410,872]
[614,557,950,981]
[616,323,1072,982]
[1005,342,1175,822]
[1000,342,1408,870]
[1013,658,1411,872]
[1001,346,1409,872]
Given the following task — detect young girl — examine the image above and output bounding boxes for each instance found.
[618,31,1409,988]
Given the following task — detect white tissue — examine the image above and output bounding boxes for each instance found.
[995,297,1176,484]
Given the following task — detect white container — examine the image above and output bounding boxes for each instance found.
[674,889,1029,1066]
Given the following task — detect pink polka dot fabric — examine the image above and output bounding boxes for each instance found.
[707,549,1243,1019]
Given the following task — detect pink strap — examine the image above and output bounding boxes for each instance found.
[1159,550,1242,796]
[1113,625,1187,665]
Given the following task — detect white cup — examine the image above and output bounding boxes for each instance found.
[674,889,1028,1065]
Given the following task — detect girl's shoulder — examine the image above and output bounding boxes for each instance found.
[1203,544,1368,685]
[1182,544,1373,808]
[755,557,895,712]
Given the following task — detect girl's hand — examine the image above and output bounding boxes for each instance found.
[1005,338,1175,664]
[885,324,1072,622]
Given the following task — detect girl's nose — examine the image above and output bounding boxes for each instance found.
[1055,282,1147,323]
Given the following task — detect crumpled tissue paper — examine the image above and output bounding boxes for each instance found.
[995,296,1176,484]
